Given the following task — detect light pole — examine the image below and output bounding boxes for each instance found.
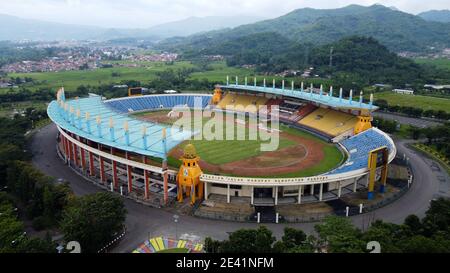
[173,214,179,240]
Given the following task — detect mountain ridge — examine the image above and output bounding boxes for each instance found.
[418,10,450,23]
[0,13,265,41]
[159,4,450,53]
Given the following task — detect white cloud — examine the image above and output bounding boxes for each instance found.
[0,0,449,28]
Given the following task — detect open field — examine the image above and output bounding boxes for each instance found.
[372,91,450,113]
[414,58,450,73]
[134,110,344,177]
[8,61,195,92]
[0,101,47,117]
[7,60,332,94]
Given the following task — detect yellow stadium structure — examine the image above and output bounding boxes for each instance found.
[298,107,358,137]
[217,92,268,113]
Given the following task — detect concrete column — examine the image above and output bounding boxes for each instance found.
[66,138,72,164]
[72,142,79,167]
[310,184,314,195]
[126,152,133,194]
[353,178,358,192]
[112,160,118,190]
[274,186,278,205]
[99,156,105,183]
[250,186,254,205]
[162,159,168,205]
[337,181,342,197]
[204,182,208,201]
[110,148,118,190]
[319,183,323,201]
[80,148,86,171]
[143,156,150,200]
[298,185,302,204]
[88,151,95,176]
[227,184,230,203]
[61,135,68,162]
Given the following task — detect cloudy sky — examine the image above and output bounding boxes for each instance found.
[0,0,449,28]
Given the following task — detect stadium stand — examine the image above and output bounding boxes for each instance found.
[297,104,317,119]
[216,92,268,112]
[298,107,357,137]
[105,94,211,113]
[133,236,204,253]
[327,128,394,174]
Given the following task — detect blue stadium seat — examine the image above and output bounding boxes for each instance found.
[328,128,393,174]
[105,95,211,113]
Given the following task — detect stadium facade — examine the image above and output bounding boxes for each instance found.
[47,77,396,209]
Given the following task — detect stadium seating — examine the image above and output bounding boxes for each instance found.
[105,95,211,113]
[327,128,393,174]
[298,107,357,137]
[133,236,204,253]
[216,92,268,113]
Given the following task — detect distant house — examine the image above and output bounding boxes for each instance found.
[393,89,414,95]
[164,90,178,94]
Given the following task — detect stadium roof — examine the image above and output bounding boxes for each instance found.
[220,84,378,111]
[47,95,194,159]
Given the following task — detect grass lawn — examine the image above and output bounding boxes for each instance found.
[372,91,450,113]
[156,248,189,253]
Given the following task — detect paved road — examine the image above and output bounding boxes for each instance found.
[373,112,441,128]
[31,124,449,253]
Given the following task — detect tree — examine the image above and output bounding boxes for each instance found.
[422,198,450,236]
[204,237,221,253]
[408,126,422,140]
[398,235,447,253]
[281,227,307,249]
[404,215,423,235]
[314,216,365,253]
[60,192,126,253]
[219,226,276,253]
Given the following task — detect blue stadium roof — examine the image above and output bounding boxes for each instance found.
[47,94,211,159]
[220,84,378,111]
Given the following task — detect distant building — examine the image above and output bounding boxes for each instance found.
[392,89,414,95]
[373,84,391,89]
[113,84,128,89]
[164,90,178,94]
[424,84,450,90]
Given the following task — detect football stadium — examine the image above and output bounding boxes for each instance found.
[46,76,396,215]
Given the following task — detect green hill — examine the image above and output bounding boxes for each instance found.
[160,4,450,53]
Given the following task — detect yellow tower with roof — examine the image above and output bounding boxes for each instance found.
[177,143,203,205]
